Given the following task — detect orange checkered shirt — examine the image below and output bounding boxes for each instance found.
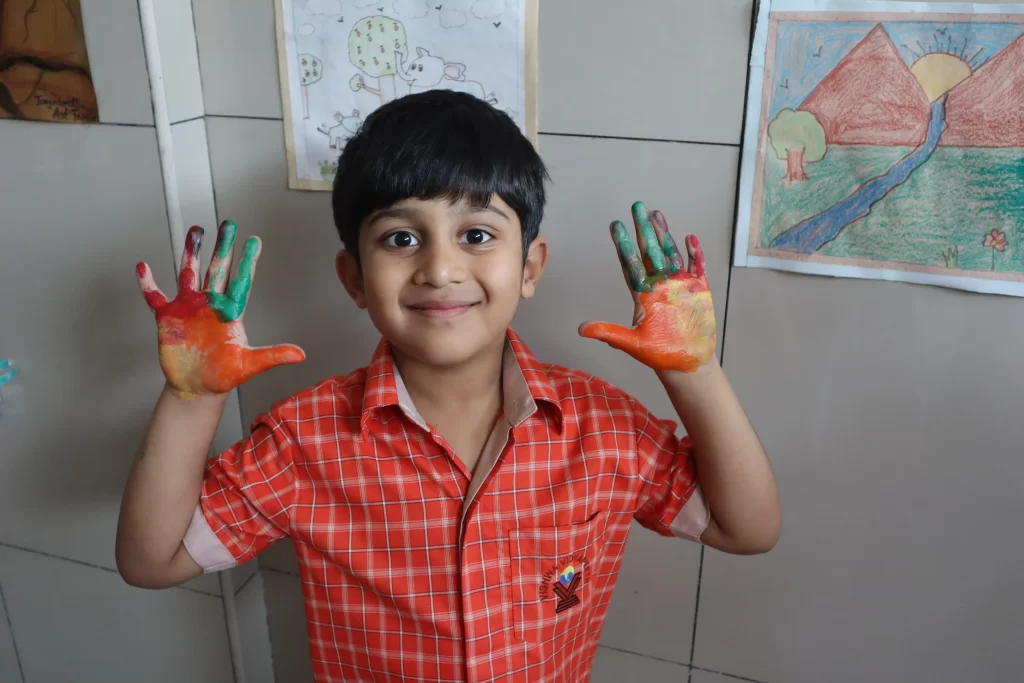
[183,330,709,682]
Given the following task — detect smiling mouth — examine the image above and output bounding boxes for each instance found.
[406,301,480,318]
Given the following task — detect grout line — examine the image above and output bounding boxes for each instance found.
[0,541,220,597]
[234,568,258,596]
[188,0,209,116]
[690,664,770,683]
[219,571,245,683]
[262,565,301,579]
[0,581,26,683]
[538,131,741,148]
[596,644,688,669]
[207,113,286,122]
[691,1,761,673]
[199,112,743,150]
[170,114,206,127]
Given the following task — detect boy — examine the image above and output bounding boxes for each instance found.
[116,91,780,682]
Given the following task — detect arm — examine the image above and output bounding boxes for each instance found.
[658,359,780,554]
[115,388,225,587]
[580,201,781,555]
[116,221,305,588]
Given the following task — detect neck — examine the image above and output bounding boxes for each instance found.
[392,336,505,417]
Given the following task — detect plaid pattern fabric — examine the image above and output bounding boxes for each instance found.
[191,329,704,682]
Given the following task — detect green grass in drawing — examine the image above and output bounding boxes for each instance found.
[761,147,1024,273]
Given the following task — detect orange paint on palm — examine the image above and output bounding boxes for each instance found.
[137,223,305,399]
[579,204,717,373]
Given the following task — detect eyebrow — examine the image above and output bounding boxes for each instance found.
[367,204,511,227]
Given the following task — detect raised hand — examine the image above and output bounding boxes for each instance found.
[136,221,306,399]
[579,202,716,374]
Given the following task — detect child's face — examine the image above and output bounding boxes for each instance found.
[338,195,547,367]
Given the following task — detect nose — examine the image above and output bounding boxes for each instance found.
[412,240,467,288]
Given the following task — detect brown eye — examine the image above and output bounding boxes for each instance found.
[460,228,492,245]
[384,231,417,248]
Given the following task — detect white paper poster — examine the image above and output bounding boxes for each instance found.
[274,0,538,190]
[735,1,1024,296]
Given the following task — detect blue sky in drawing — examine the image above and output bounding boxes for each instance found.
[769,21,1024,117]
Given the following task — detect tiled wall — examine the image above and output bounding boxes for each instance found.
[5,0,1019,682]
[0,1,236,681]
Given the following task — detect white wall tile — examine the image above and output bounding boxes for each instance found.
[694,269,1024,683]
[194,0,284,118]
[539,0,754,143]
[235,572,276,683]
[81,0,155,125]
[170,118,218,241]
[260,539,301,576]
[0,546,233,683]
[154,0,206,123]
[591,647,689,683]
[0,122,174,572]
[263,570,314,683]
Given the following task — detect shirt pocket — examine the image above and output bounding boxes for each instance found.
[508,511,609,644]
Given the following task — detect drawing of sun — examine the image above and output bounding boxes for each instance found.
[911,51,973,101]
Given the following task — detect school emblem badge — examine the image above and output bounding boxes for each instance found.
[539,554,587,614]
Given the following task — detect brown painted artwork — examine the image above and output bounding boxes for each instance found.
[0,0,98,122]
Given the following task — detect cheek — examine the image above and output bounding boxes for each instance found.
[475,253,524,303]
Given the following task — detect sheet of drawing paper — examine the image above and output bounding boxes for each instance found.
[0,0,98,122]
[736,0,1024,296]
[274,0,539,190]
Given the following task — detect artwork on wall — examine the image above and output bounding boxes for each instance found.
[273,0,539,191]
[0,0,99,123]
[735,0,1024,296]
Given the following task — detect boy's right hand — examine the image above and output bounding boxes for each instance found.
[136,221,306,400]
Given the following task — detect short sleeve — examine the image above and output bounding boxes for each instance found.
[630,398,710,543]
[182,410,298,572]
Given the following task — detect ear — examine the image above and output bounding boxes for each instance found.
[417,47,429,57]
[444,63,466,80]
[520,236,549,300]
[336,249,366,309]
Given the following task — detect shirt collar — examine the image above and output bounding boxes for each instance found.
[360,329,562,431]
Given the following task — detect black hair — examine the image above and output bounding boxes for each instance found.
[331,90,549,263]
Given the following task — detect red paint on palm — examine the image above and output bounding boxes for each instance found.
[136,224,305,398]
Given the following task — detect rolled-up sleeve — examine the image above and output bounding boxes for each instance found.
[182,410,298,572]
[630,398,710,543]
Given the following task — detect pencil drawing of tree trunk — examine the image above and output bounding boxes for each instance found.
[0,0,99,122]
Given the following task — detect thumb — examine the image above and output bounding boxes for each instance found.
[237,343,306,383]
[578,321,641,354]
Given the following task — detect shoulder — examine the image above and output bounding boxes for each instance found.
[259,367,371,427]
[540,363,644,417]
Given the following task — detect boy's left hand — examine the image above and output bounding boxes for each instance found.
[579,202,717,374]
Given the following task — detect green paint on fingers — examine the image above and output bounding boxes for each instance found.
[209,237,260,322]
[632,201,666,273]
[215,220,238,259]
[612,221,651,292]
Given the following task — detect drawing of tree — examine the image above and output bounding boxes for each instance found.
[768,109,827,185]
[299,53,323,120]
[348,15,408,105]
[0,0,98,122]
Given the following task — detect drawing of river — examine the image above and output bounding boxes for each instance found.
[770,97,946,253]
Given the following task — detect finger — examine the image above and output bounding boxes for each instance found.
[178,226,204,292]
[229,237,262,307]
[631,201,667,274]
[204,220,238,294]
[686,235,707,278]
[611,221,651,293]
[651,210,685,274]
[237,343,306,383]
[578,321,642,353]
[136,262,169,310]
[0,363,17,389]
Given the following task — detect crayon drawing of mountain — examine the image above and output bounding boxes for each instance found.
[749,14,1024,282]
